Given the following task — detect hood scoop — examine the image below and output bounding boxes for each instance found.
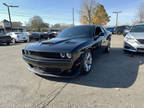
[65,40,76,44]
[41,41,56,45]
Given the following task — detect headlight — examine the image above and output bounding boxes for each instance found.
[60,53,72,59]
[125,35,137,43]
[66,53,72,59]
[60,53,66,58]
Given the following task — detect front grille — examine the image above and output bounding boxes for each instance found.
[23,50,61,59]
[137,48,144,52]
[0,36,11,40]
[137,39,144,44]
[137,48,144,50]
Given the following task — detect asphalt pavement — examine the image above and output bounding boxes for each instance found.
[0,35,144,108]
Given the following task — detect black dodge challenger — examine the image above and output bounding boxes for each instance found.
[22,25,111,78]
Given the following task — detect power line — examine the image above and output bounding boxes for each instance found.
[0,12,75,21]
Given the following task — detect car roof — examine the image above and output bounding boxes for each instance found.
[78,24,100,27]
[135,23,144,26]
[69,25,101,29]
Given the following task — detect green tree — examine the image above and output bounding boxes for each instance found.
[52,24,61,28]
[51,24,73,30]
[26,16,49,32]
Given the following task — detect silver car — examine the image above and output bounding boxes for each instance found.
[124,23,144,52]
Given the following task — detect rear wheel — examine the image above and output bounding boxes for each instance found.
[24,40,29,43]
[36,38,39,41]
[80,50,93,74]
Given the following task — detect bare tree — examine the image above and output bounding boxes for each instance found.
[79,0,97,24]
[134,3,144,24]
[138,3,144,23]
[79,0,110,25]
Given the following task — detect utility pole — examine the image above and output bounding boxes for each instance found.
[3,3,19,31]
[72,8,75,26]
[113,11,122,34]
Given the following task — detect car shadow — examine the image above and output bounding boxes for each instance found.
[37,48,143,88]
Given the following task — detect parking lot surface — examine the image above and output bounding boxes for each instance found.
[0,35,144,108]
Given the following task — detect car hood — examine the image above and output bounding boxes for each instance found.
[129,32,144,39]
[24,37,92,53]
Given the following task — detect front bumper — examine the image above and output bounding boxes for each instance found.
[17,38,28,42]
[28,66,80,78]
[124,41,144,52]
[23,55,74,73]
[0,39,11,43]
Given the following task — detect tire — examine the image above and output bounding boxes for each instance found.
[36,38,39,41]
[105,39,111,53]
[24,40,29,43]
[6,42,10,45]
[12,38,16,44]
[80,50,93,74]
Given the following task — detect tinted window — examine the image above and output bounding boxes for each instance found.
[95,27,102,36]
[57,26,94,38]
[130,25,144,32]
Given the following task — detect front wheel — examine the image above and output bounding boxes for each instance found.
[80,50,93,74]
[12,38,16,44]
[105,40,111,53]
[6,42,10,45]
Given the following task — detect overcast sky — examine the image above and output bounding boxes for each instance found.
[0,0,143,26]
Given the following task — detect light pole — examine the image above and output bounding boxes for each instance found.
[72,8,75,26]
[113,11,122,34]
[3,3,19,31]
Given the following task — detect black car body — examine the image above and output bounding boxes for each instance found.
[0,34,11,45]
[22,25,111,78]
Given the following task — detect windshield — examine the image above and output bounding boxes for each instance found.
[57,26,94,38]
[130,25,144,32]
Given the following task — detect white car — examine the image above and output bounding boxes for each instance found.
[7,32,29,44]
[124,23,144,52]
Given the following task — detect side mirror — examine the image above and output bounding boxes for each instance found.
[123,30,129,37]
[99,32,104,36]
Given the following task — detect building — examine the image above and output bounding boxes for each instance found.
[0,19,26,34]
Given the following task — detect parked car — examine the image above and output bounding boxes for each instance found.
[0,33,11,45]
[106,27,115,34]
[25,32,40,41]
[124,23,144,52]
[22,25,111,78]
[114,25,130,35]
[39,32,49,39]
[7,32,29,44]
[49,28,61,39]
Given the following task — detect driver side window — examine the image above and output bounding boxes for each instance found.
[95,27,102,36]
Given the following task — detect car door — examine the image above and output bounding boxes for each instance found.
[100,26,108,50]
[93,26,106,51]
